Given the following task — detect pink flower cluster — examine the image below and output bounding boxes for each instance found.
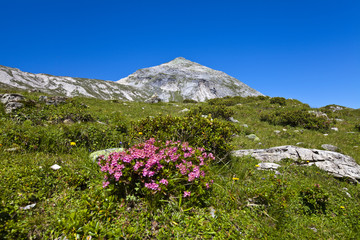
[97,138,215,196]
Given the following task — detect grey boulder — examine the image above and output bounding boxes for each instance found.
[232,145,360,181]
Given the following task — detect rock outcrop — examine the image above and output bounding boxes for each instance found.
[0,93,26,113]
[117,57,263,102]
[232,145,360,182]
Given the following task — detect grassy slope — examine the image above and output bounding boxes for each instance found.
[0,89,359,239]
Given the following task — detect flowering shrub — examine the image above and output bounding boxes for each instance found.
[131,114,237,161]
[97,138,215,205]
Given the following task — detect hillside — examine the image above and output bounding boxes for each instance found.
[0,90,359,239]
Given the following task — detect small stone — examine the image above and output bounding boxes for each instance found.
[331,127,339,131]
[256,162,281,170]
[296,142,304,145]
[324,134,328,136]
[246,134,260,141]
[282,129,287,132]
[321,144,339,152]
[63,119,74,125]
[228,117,239,123]
[294,130,300,133]
[180,108,189,113]
[274,130,281,134]
[20,203,36,210]
[5,147,20,152]
[50,164,61,170]
[242,124,248,128]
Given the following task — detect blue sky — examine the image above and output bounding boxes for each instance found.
[1,0,359,108]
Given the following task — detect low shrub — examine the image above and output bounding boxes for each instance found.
[131,114,238,161]
[260,109,331,131]
[355,123,360,132]
[208,96,269,106]
[97,138,214,206]
[300,184,329,214]
[270,97,287,106]
[187,105,234,120]
[183,99,198,103]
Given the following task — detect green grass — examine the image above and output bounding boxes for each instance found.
[1,90,359,239]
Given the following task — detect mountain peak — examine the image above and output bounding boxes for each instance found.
[117,58,263,102]
[165,57,200,67]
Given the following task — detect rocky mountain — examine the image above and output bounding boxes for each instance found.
[117,57,263,102]
[0,65,150,101]
[0,57,263,102]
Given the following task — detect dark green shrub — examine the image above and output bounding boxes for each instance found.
[300,184,329,214]
[131,114,238,161]
[183,99,198,103]
[355,123,360,132]
[270,97,286,106]
[208,96,269,106]
[187,105,234,120]
[260,109,331,130]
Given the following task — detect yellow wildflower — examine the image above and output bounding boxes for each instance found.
[340,206,345,209]
[0,143,2,147]
[138,132,143,135]
[232,177,239,181]
[70,142,76,146]
[255,164,260,168]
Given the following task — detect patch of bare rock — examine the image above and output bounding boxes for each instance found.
[232,145,360,182]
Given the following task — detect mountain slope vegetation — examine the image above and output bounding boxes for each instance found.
[1,89,359,239]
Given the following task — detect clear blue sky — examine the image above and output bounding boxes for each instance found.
[1,0,359,108]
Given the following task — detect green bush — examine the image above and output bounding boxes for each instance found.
[183,99,198,103]
[98,138,214,207]
[355,123,360,132]
[187,105,234,120]
[300,184,329,214]
[208,96,269,106]
[131,114,238,161]
[260,109,331,130]
[270,97,287,106]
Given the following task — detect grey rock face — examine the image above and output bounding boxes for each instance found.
[232,145,360,181]
[117,57,263,102]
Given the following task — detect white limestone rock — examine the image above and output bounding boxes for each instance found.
[232,145,360,181]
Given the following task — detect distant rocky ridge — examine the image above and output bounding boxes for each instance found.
[0,65,150,101]
[0,57,263,102]
[118,57,263,102]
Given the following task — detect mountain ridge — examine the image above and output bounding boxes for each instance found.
[0,57,263,102]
